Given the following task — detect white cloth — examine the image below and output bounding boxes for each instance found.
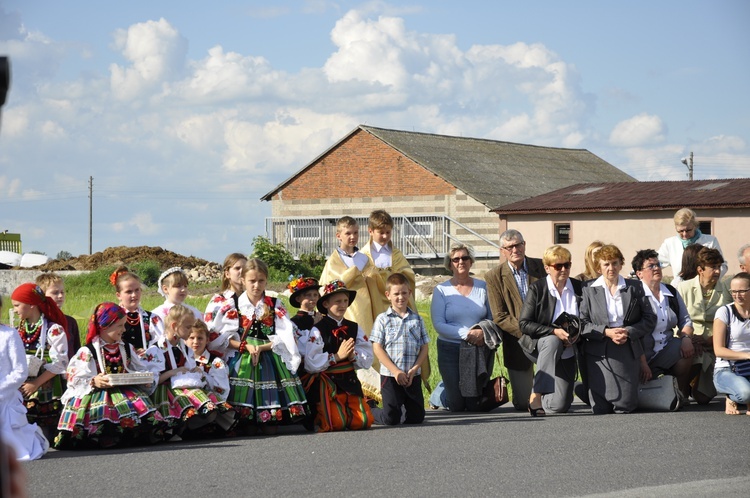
[238,293,301,374]
[336,247,369,271]
[546,275,579,359]
[370,241,392,269]
[714,304,750,370]
[0,325,49,461]
[305,317,374,373]
[151,300,204,323]
[204,290,241,358]
[591,275,627,327]
[657,233,726,284]
[194,351,231,402]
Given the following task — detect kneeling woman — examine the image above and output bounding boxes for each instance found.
[519,245,582,416]
[712,272,750,415]
[55,303,165,449]
[580,244,656,414]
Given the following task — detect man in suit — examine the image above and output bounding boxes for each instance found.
[485,229,545,411]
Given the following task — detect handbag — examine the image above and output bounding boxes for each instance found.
[26,350,45,378]
[553,312,581,344]
[479,375,509,412]
[637,375,683,412]
[731,360,750,377]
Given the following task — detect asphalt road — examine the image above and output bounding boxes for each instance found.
[22,399,750,497]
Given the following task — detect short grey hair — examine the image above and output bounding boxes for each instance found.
[444,243,475,272]
[738,244,750,264]
[499,229,524,246]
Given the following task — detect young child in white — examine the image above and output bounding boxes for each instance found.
[151,267,203,323]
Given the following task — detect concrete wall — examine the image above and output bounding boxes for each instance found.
[0,270,90,296]
[500,208,750,279]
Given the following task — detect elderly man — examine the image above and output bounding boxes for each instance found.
[739,244,750,272]
[485,229,545,411]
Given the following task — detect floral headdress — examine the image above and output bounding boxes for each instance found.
[317,279,357,314]
[287,275,319,308]
[109,268,129,287]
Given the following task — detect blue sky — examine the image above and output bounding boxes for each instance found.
[1,0,748,263]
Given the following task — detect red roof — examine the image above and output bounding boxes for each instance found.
[492,178,750,214]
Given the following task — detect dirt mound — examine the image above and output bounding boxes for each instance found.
[34,246,216,271]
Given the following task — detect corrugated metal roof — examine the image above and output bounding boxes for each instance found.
[493,178,750,214]
[261,125,636,207]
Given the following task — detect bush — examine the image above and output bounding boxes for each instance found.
[130,260,161,287]
[56,250,73,261]
[250,236,324,281]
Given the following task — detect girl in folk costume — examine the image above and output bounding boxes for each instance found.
[111,266,164,356]
[151,267,203,322]
[205,253,247,358]
[11,283,69,438]
[223,258,307,435]
[145,305,227,435]
[55,302,165,449]
[303,280,374,432]
[0,296,49,460]
[185,320,236,435]
[287,276,323,368]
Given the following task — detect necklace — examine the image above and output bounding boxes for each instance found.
[125,311,140,326]
[19,317,44,346]
[102,345,122,365]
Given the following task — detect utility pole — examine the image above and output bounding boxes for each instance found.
[681,152,694,181]
[88,176,93,254]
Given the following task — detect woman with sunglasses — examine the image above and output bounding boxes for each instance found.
[632,249,694,399]
[579,244,656,414]
[712,272,750,415]
[677,247,732,404]
[519,245,582,416]
[430,243,493,411]
[657,208,726,285]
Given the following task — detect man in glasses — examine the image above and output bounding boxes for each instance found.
[485,229,545,411]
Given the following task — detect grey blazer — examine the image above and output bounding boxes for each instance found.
[580,279,656,358]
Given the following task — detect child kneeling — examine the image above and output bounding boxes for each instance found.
[303,280,374,432]
[370,273,429,425]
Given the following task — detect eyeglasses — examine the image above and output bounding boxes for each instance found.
[550,262,572,271]
[501,242,525,252]
[730,289,750,296]
[641,263,661,271]
[451,256,471,263]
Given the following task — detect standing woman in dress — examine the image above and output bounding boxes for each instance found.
[430,243,493,412]
[10,283,69,438]
[579,245,656,414]
[205,252,247,359]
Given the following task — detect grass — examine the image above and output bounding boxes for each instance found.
[3,267,511,407]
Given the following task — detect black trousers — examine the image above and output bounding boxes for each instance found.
[373,375,425,425]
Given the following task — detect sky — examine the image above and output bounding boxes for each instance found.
[0,0,748,263]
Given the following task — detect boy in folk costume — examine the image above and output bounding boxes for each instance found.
[360,209,430,387]
[303,280,374,432]
[319,216,381,337]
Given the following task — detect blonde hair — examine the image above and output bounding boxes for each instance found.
[542,245,572,266]
[369,209,393,230]
[162,270,188,289]
[336,216,358,233]
[242,258,269,279]
[444,243,475,272]
[221,252,247,292]
[674,208,697,227]
[582,240,604,280]
[35,272,63,291]
[164,304,195,329]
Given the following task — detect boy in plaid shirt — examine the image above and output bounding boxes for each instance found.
[370,273,429,425]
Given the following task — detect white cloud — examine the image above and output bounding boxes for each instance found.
[0,176,21,197]
[128,212,160,235]
[609,113,666,147]
[109,18,187,100]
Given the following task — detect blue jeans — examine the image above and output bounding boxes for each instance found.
[436,339,482,412]
[714,367,750,404]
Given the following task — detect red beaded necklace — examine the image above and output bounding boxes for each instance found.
[19,317,43,346]
[125,312,140,327]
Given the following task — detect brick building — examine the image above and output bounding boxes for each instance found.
[261,125,635,271]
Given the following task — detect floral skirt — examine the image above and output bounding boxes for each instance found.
[151,383,231,432]
[23,375,64,430]
[227,338,307,425]
[55,386,166,449]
